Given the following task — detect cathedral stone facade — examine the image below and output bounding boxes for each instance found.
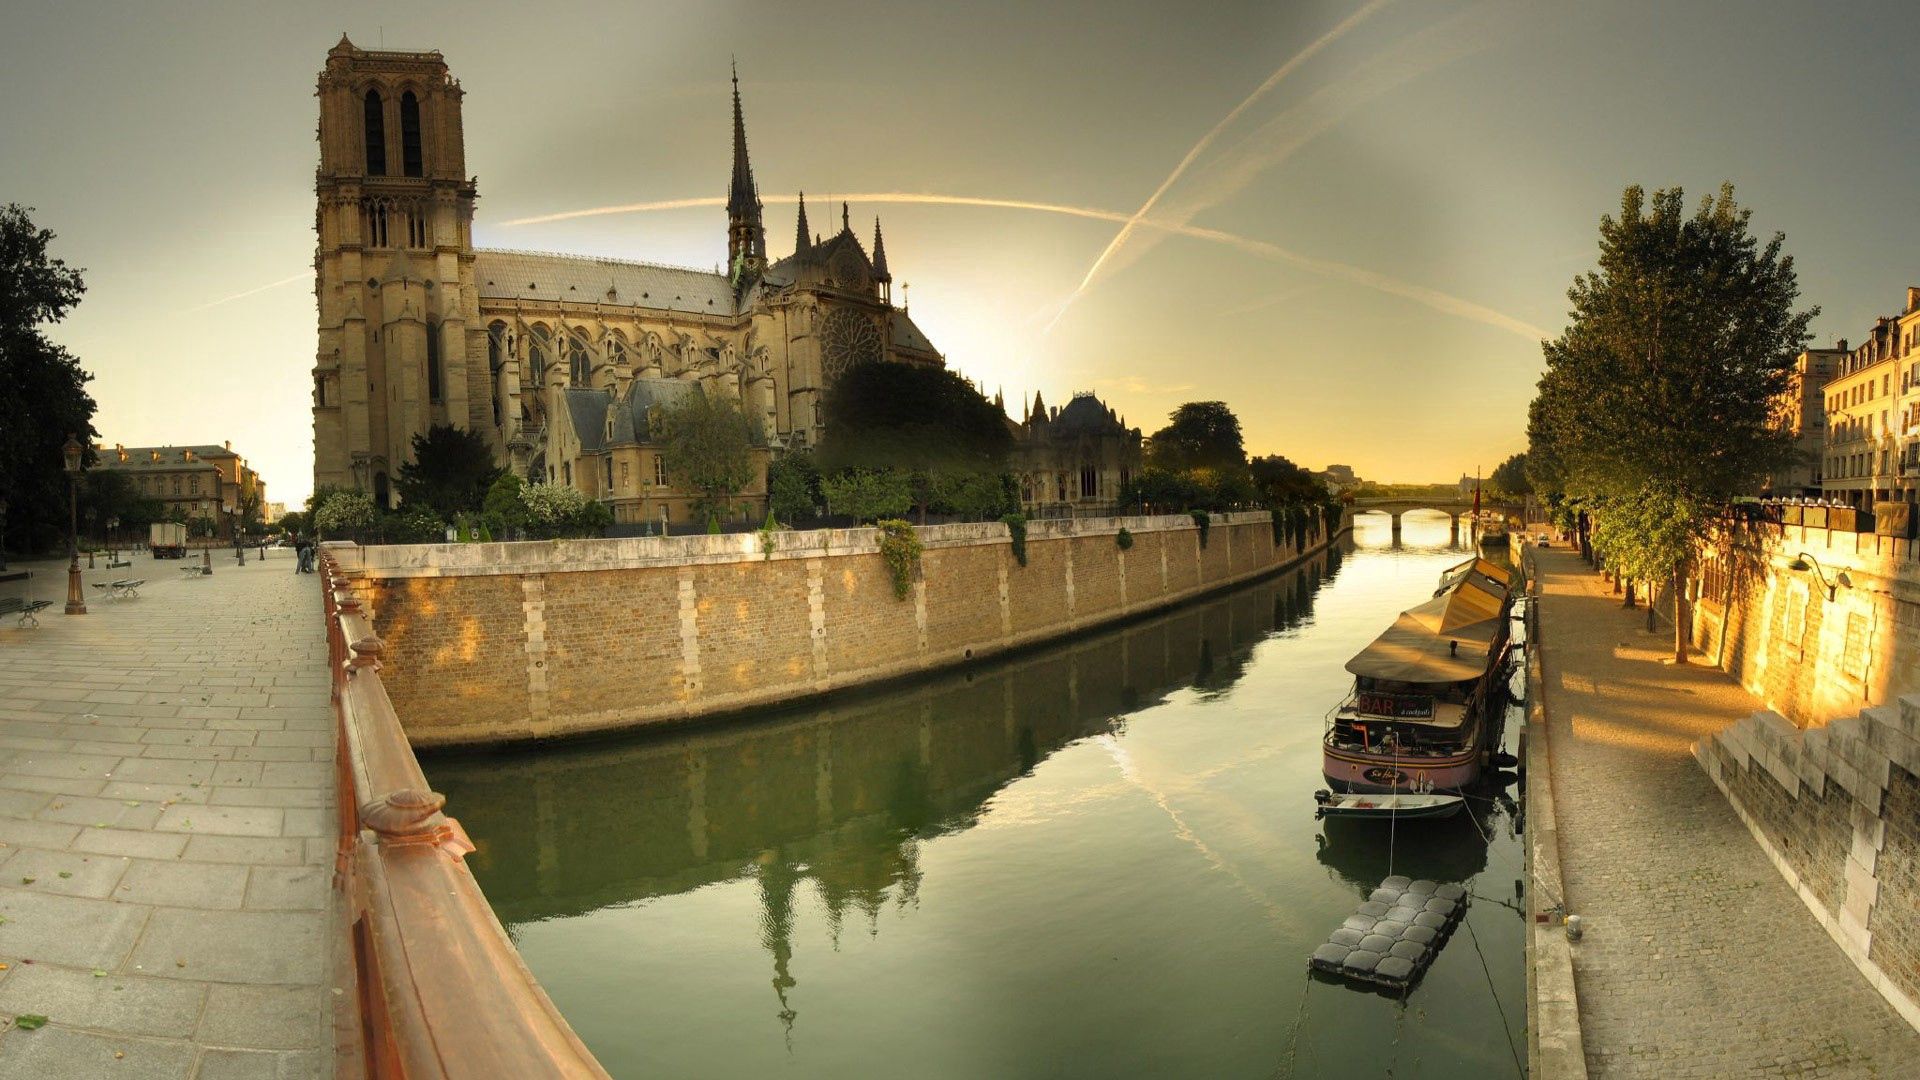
[311,38,942,522]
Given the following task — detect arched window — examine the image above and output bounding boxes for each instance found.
[528,325,551,382]
[608,333,628,370]
[568,333,592,387]
[400,91,423,178]
[426,321,442,403]
[373,472,390,510]
[363,90,387,176]
[488,321,508,426]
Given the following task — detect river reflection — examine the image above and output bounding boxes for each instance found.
[431,515,1526,1078]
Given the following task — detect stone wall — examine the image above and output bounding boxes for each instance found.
[1694,696,1920,1031]
[328,510,1347,747]
[1688,523,1920,728]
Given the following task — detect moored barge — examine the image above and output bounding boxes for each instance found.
[1323,557,1515,794]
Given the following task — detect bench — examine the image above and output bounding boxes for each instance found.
[179,564,207,579]
[92,579,146,600]
[0,598,53,628]
[107,559,131,570]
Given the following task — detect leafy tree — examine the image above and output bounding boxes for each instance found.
[1490,453,1531,497]
[313,490,376,536]
[481,473,528,537]
[0,204,96,555]
[1527,184,1815,662]
[1121,467,1203,511]
[395,424,503,520]
[277,510,309,537]
[821,469,913,523]
[1250,454,1326,505]
[818,364,1012,476]
[518,482,610,539]
[1146,402,1245,474]
[928,470,1016,520]
[817,364,1010,518]
[658,392,757,520]
[78,470,165,541]
[767,451,821,524]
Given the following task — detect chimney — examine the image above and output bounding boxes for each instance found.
[1908,287,1920,314]
[224,440,231,450]
[1837,338,1848,352]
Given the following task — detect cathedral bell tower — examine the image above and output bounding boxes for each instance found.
[312,35,487,507]
[726,62,768,292]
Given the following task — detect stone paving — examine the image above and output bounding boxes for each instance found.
[1535,547,1920,1078]
[0,551,333,1079]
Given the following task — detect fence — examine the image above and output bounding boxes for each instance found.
[318,543,608,1078]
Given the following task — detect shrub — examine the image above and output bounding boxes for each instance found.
[822,469,913,523]
[1001,513,1027,567]
[876,519,922,600]
[759,511,779,560]
[518,483,609,539]
[313,491,376,536]
[384,506,447,545]
[1190,509,1211,547]
[1116,526,1134,551]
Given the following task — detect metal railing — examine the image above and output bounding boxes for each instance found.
[319,544,609,1079]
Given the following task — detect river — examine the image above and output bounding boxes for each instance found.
[428,512,1528,1078]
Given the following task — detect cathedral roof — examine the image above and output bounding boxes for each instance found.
[890,309,936,355]
[562,379,704,453]
[475,249,740,316]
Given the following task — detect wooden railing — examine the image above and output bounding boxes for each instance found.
[319,544,609,1079]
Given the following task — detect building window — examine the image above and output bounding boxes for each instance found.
[562,462,572,486]
[171,476,181,495]
[604,457,613,490]
[568,333,592,387]
[654,456,667,487]
[190,476,201,495]
[363,90,386,176]
[400,91,423,178]
[1777,579,1808,655]
[426,321,442,403]
[621,461,630,488]
[1080,465,1099,499]
[529,325,551,383]
[1842,612,1870,682]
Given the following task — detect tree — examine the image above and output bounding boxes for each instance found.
[481,473,528,537]
[658,392,757,520]
[1146,402,1245,474]
[0,204,96,555]
[395,424,503,520]
[816,363,1012,519]
[817,364,1012,476]
[767,451,821,524]
[1490,453,1531,497]
[313,490,376,536]
[1527,184,1815,662]
[1249,454,1326,506]
[821,469,913,523]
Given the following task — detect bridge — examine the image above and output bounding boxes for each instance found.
[1347,497,1525,542]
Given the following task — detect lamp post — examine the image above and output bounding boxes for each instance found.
[62,434,86,615]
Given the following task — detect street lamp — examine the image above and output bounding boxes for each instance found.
[62,434,86,615]
[1785,551,1849,601]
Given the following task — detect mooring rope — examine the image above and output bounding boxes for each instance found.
[1463,906,1525,1078]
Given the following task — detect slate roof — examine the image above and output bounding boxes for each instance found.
[475,249,739,316]
[562,379,703,452]
[890,310,936,355]
[94,445,237,471]
[1050,392,1127,434]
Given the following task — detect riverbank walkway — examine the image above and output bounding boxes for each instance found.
[1534,546,1920,1078]
[0,553,333,1079]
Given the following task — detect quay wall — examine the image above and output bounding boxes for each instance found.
[1687,523,1920,728]
[1694,695,1920,1032]
[327,510,1349,747]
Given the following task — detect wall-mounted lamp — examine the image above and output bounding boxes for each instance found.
[1785,551,1850,601]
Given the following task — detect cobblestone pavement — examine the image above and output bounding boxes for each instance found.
[0,551,333,1079]
[1535,547,1920,1078]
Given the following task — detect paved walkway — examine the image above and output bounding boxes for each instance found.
[1535,547,1920,1078]
[0,551,333,1079]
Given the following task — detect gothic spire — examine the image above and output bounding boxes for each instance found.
[794,192,811,257]
[841,201,850,234]
[726,60,766,275]
[871,217,891,282]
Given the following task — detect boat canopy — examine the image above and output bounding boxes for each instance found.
[1344,558,1511,683]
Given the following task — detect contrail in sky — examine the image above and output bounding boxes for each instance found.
[1043,0,1394,334]
[189,272,306,311]
[496,192,1545,341]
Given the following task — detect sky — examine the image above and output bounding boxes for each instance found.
[4,0,1916,506]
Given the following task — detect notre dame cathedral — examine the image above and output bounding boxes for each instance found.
[310,36,942,521]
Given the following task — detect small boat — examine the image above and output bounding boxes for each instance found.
[1314,789,1465,820]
